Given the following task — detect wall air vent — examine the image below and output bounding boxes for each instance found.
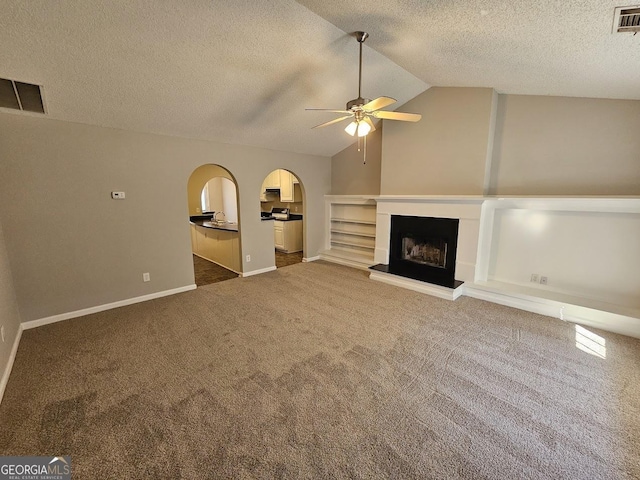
[613,6,640,33]
[0,78,46,113]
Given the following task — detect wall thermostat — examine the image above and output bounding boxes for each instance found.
[111,191,126,199]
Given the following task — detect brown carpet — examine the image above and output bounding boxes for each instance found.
[193,254,238,286]
[1,261,639,479]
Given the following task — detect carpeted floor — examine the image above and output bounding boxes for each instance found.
[1,261,639,479]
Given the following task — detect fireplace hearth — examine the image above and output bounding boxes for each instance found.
[370,215,463,289]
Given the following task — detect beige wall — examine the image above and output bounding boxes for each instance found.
[0,220,21,390]
[331,125,382,195]
[0,113,330,322]
[187,164,234,215]
[333,88,639,197]
[488,95,640,195]
[380,87,497,195]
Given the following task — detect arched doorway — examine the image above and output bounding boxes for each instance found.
[259,169,305,268]
[187,164,242,286]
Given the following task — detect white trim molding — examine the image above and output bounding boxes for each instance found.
[302,255,320,263]
[22,285,197,330]
[241,266,277,277]
[0,325,23,405]
[466,282,640,339]
[370,270,464,301]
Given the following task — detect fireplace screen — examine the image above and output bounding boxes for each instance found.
[402,236,447,269]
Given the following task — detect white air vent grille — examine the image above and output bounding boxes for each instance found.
[0,78,45,113]
[613,6,640,33]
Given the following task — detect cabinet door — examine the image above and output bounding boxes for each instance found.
[190,224,198,253]
[203,230,218,262]
[274,224,285,249]
[282,221,303,253]
[279,170,294,202]
[265,170,280,189]
[194,226,207,256]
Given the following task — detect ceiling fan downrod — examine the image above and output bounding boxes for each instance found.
[356,31,369,100]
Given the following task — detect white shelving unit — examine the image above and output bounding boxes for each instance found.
[320,196,377,269]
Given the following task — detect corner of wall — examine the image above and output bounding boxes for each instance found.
[483,89,500,195]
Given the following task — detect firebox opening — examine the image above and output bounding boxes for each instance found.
[402,236,447,269]
[372,214,462,289]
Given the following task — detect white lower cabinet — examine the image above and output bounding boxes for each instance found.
[274,220,302,253]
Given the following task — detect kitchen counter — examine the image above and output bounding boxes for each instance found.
[261,213,303,222]
[189,219,239,232]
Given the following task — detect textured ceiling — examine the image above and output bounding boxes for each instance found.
[0,1,638,158]
[298,0,640,100]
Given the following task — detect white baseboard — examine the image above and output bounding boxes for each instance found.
[369,271,464,301]
[22,284,197,331]
[0,325,22,405]
[302,256,320,263]
[242,266,277,277]
[465,284,640,339]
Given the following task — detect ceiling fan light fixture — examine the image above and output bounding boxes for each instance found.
[345,121,358,136]
[356,120,371,137]
[344,120,371,137]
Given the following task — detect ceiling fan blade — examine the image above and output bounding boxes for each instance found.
[312,115,353,129]
[373,111,422,122]
[362,116,376,132]
[305,108,351,114]
[362,96,396,112]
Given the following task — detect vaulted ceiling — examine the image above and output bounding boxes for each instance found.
[1,1,638,157]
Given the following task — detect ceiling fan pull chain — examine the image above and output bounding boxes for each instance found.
[357,135,361,152]
[363,134,367,164]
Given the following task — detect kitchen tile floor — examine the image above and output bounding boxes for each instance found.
[193,255,238,287]
[275,250,303,268]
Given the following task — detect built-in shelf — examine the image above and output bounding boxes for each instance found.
[330,240,375,250]
[330,229,376,238]
[330,218,377,225]
[321,196,377,269]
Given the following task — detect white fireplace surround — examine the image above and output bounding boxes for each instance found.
[367,195,640,339]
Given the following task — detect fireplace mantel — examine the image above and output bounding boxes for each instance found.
[374,196,484,283]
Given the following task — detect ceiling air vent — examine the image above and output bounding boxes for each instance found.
[613,5,640,33]
[0,78,46,113]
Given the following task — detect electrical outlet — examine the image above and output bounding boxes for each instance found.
[540,276,548,285]
[1,326,4,343]
[530,274,539,283]
[143,272,150,282]
[246,255,251,262]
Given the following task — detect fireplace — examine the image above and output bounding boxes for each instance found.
[372,215,461,289]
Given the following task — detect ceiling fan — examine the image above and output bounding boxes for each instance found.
[306,31,422,139]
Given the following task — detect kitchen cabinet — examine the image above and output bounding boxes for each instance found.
[264,170,280,189]
[274,222,285,250]
[192,224,241,272]
[274,220,303,253]
[279,170,301,202]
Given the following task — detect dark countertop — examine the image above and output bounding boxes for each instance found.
[190,219,239,232]
[261,213,303,222]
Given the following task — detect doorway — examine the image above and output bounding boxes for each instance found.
[259,169,305,269]
[187,165,241,286]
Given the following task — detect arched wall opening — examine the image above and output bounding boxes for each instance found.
[187,164,242,285]
[259,169,306,268]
